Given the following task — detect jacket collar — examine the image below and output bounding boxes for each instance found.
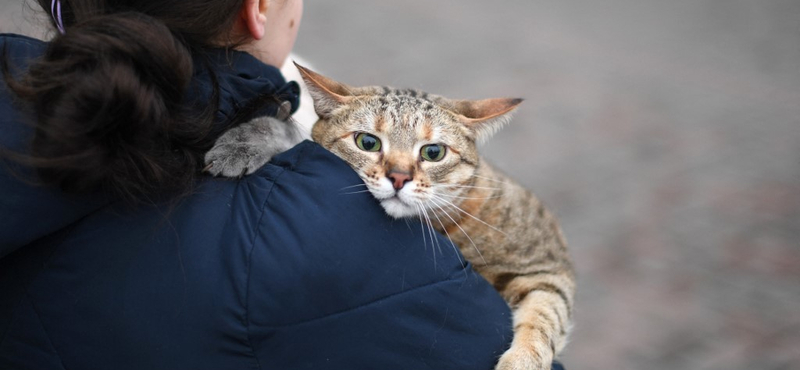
[190,48,300,128]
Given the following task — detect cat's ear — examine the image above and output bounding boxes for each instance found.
[451,98,523,143]
[294,62,355,118]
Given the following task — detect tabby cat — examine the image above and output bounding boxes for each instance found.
[205,64,576,370]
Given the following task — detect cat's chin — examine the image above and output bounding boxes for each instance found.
[380,197,419,219]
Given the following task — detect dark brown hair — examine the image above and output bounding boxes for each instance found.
[1,0,254,203]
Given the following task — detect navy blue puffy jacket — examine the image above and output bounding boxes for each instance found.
[0,34,564,370]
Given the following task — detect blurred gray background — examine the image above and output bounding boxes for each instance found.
[3,0,799,369]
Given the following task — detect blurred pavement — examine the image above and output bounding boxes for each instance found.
[3,0,799,369]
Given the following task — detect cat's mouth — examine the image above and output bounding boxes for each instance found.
[381,195,405,205]
[376,192,404,205]
[379,194,419,219]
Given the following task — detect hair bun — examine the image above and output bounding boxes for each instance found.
[21,12,199,201]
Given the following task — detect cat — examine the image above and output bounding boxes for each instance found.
[204,64,576,370]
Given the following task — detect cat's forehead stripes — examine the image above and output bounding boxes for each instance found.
[421,124,433,141]
[376,104,436,133]
[356,93,456,149]
[341,88,465,150]
[378,87,428,98]
[373,114,386,133]
[374,87,437,112]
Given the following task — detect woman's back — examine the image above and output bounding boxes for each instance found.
[0,34,515,370]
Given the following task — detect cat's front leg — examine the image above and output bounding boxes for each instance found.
[493,271,573,370]
[204,115,303,177]
[495,325,554,370]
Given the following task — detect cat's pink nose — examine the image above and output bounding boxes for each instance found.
[387,171,412,190]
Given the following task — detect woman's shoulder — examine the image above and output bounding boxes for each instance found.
[241,140,513,369]
[224,139,506,316]
[0,33,45,47]
[0,33,46,63]
[0,33,109,256]
[0,139,512,369]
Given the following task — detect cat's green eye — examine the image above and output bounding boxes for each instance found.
[355,132,382,152]
[420,144,446,162]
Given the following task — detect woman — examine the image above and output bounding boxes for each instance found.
[0,1,562,369]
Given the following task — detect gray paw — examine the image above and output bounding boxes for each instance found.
[204,116,302,178]
[204,141,273,177]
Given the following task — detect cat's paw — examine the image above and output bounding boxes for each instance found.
[204,115,301,178]
[495,343,553,370]
[204,141,273,178]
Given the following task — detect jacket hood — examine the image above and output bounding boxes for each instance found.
[0,34,299,257]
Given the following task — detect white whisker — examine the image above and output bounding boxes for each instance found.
[424,200,465,269]
[471,174,510,185]
[429,197,487,265]
[432,191,502,200]
[424,209,443,256]
[435,184,501,191]
[339,183,368,190]
[415,201,441,267]
[403,218,414,233]
[413,202,428,251]
[430,194,507,236]
[341,189,373,195]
